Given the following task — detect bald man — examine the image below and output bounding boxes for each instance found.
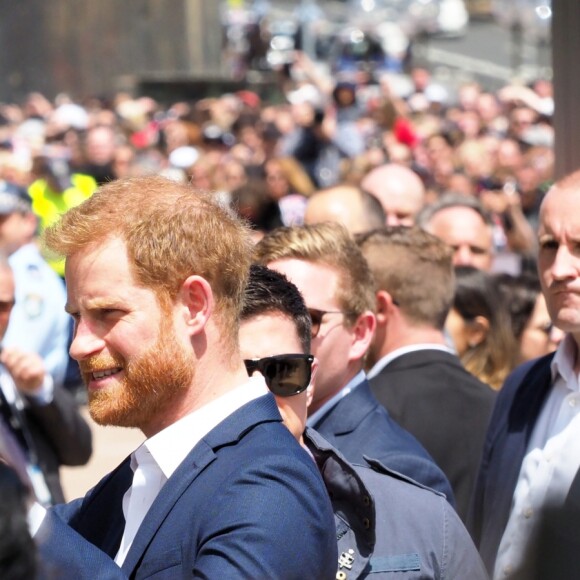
[304,184,385,234]
[361,164,426,226]
[470,168,580,577]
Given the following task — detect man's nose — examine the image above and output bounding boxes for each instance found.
[69,320,105,361]
[453,245,473,267]
[549,325,565,347]
[551,245,577,281]
[385,213,401,227]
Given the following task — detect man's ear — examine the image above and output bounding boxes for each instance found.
[306,357,319,409]
[349,311,376,363]
[375,290,396,326]
[179,275,214,336]
[466,315,490,348]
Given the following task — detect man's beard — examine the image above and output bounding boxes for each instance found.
[79,320,195,431]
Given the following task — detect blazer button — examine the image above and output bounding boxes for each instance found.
[362,495,370,507]
[363,517,371,529]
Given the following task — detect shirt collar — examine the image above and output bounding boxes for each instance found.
[141,375,269,479]
[367,344,456,380]
[306,369,365,427]
[550,333,580,392]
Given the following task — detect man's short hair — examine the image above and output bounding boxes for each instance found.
[254,222,375,326]
[356,227,454,330]
[43,176,253,350]
[242,264,311,353]
[415,193,493,229]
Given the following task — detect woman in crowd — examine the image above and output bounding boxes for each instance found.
[263,156,315,226]
[446,266,517,389]
[496,272,564,365]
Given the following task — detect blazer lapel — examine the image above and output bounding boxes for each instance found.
[120,394,282,576]
[491,356,553,535]
[72,457,134,559]
[121,439,216,575]
[314,379,374,435]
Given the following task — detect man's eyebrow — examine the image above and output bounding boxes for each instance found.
[65,298,124,314]
[538,233,556,243]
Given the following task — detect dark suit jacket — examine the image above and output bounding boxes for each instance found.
[468,353,554,574]
[370,349,496,521]
[312,378,455,504]
[45,394,337,579]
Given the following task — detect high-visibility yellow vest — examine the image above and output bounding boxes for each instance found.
[29,173,97,277]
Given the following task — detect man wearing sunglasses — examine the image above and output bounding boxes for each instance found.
[254,223,454,502]
[239,264,487,579]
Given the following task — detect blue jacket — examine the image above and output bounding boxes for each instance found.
[312,378,455,504]
[305,428,487,579]
[38,394,337,579]
[468,353,554,574]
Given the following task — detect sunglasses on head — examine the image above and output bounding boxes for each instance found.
[244,354,314,397]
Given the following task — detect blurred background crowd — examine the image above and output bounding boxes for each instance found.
[0,0,569,576]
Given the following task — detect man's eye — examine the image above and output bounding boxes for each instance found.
[539,240,558,251]
[470,246,488,256]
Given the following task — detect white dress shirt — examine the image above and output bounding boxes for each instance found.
[366,344,456,380]
[494,334,580,579]
[114,375,269,565]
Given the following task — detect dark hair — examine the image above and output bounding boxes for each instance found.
[0,464,37,580]
[230,180,284,232]
[495,272,542,340]
[242,264,312,353]
[453,266,516,389]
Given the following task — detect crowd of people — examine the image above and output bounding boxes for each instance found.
[0,53,576,579]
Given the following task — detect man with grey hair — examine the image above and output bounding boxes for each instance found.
[416,193,495,271]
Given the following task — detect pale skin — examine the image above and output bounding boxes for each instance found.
[425,206,494,271]
[266,258,374,415]
[361,165,425,226]
[239,312,317,443]
[0,265,46,394]
[367,289,447,370]
[65,236,249,437]
[537,185,580,366]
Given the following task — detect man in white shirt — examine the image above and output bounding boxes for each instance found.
[34,176,337,579]
[470,168,580,578]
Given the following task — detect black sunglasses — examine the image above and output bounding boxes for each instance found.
[244,354,314,397]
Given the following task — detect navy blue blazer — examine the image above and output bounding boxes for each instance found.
[42,394,337,579]
[468,353,554,574]
[311,378,455,504]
